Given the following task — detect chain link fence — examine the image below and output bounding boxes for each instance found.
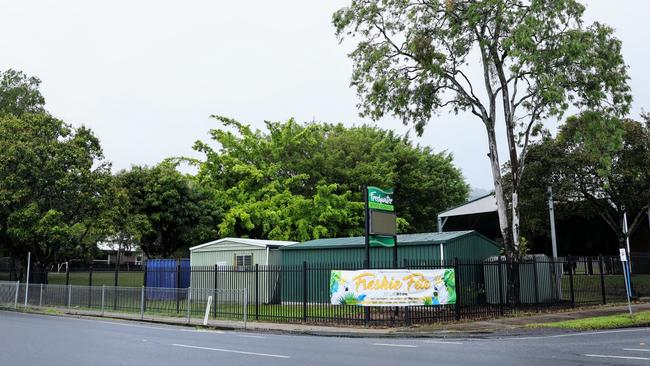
[0,281,248,327]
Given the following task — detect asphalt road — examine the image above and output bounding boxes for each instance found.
[1,311,650,366]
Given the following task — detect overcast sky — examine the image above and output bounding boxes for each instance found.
[1,1,648,190]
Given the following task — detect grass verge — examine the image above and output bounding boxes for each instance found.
[528,310,650,330]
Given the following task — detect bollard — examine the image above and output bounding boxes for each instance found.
[68,284,72,309]
[140,286,145,320]
[39,283,43,307]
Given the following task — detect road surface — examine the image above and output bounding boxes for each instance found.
[1,310,649,365]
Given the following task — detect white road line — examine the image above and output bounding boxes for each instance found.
[496,328,650,341]
[236,334,266,339]
[372,343,417,348]
[624,348,650,352]
[422,340,464,345]
[172,343,290,358]
[16,312,225,334]
[584,354,650,361]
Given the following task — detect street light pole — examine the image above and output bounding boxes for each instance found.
[547,187,558,259]
[547,187,561,299]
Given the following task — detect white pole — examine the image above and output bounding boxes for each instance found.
[140,286,145,320]
[548,187,562,299]
[39,283,43,307]
[547,187,558,259]
[101,285,105,316]
[14,281,19,309]
[24,252,31,307]
[68,284,72,309]
[186,287,192,324]
[203,296,212,326]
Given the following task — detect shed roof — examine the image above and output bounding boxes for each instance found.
[190,238,297,251]
[281,231,491,250]
[438,193,497,218]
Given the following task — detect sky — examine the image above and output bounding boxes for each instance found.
[1,1,648,190]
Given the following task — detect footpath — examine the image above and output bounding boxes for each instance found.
[25,301,650,338]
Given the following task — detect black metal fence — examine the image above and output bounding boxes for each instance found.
[1,256,644,326]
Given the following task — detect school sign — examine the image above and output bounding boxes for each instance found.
[367,186,394,211]
[330,269,456,306]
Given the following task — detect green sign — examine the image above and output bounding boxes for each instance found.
[367,186,394,211]
[369,235,395,247]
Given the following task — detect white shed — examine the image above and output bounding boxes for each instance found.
[189,238,296,304]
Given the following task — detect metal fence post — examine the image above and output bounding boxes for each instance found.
[14,281,19,309]
[186,287,192,324]
[255,264,259,321]
[176,261,181,314]
[453,258,461,321]
[532,256,540,311]
[101,285,105,316]
[142,263,147,313]
[497,257,504,316]
[302,261,308,323]
[39,283,43,307]
[68,284,72,309]
[213,264,218,319]
[88,264,93,308]
[403,258,411,326]
[140,286,145,320]
[599,255,607,305]
[568,258,575,308]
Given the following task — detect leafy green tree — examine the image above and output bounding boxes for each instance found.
[333,0,631,259]
[116,162,220,258]
[517,113,650,250]
[0,69,45,117]
[0,113,113,269]
[193,116,468,240]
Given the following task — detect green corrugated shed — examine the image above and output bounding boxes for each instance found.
[281,230,501,266]
[280,231,501,303]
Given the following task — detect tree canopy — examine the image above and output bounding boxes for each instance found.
[333,0,631,258]
[193,116,468,241]
[0,113,113,267]
[115,163,220,258]
[515,113,650,250]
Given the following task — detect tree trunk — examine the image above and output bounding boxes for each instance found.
[485,125,511,247]
[485,124,520,305]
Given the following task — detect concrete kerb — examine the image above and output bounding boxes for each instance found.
[4,301,650,339]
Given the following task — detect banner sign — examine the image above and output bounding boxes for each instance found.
[367,186,394,211]
[330,269,456,306]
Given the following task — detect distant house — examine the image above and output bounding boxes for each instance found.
[95,240,144,266]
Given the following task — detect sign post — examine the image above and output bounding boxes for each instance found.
[620,248,633,315]
[365,186,397,268]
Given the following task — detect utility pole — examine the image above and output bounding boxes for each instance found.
[547,187,558,259]
[548,187,561,300]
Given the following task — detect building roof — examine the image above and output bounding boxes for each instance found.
[438,193,497,218]
[281,231,483,250]
[96,241,140,252]
[189,238,297,251]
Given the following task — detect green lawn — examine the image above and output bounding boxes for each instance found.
[48,271,144,287]
[528,310,650,330]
